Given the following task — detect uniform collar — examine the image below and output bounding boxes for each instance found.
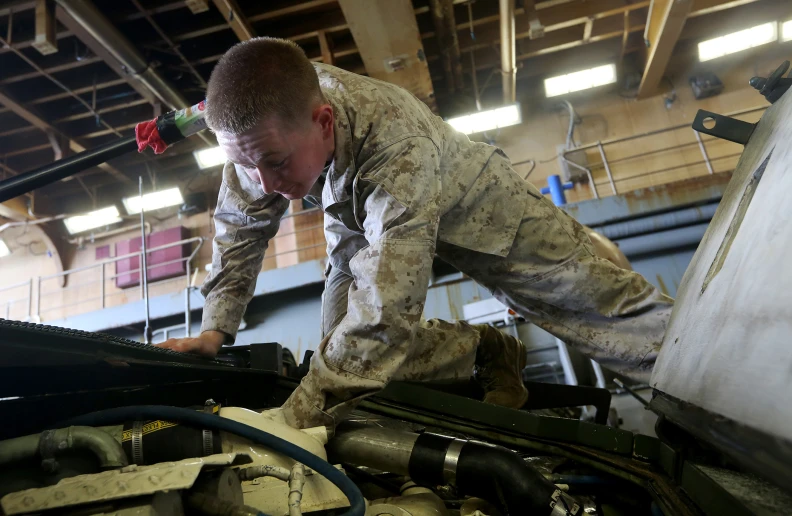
[322,92,356,208]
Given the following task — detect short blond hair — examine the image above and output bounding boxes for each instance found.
[205,37,324,134]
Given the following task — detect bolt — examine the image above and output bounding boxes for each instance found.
[23,497,34,506]
[58,441,68,450]
[117,481,127,491]
[149,475,160,485]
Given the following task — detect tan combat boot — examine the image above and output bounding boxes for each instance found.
[472,324,529,409]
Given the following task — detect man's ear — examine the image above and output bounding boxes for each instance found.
[313,104,334,137]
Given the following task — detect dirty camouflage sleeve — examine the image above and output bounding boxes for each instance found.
[200,162,289,341]
[310,137,442,410]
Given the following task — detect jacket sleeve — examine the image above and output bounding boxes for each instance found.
[323,137,442,379]
[200,162,289,341]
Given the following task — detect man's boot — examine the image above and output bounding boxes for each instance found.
[472,324,529,409]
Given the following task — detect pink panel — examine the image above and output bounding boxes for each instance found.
[115,227,189,289]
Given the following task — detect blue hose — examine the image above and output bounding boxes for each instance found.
[59,405,366,516]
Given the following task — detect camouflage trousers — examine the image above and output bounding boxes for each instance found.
[281,189,673,429]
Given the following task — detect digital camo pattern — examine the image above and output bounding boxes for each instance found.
[199,63,673,428]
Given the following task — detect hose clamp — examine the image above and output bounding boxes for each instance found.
[131,420,144,465]
[202,400,216,456]
[442,439,467,484]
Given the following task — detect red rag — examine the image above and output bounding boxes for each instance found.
[135,119,168,154]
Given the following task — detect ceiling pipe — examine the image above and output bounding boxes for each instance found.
[54,0,189,111]
[499,0,517,104]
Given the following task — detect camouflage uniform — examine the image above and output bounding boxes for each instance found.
[201,63,673,429]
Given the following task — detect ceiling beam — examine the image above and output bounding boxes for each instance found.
[54,6,159,106]
[211,0,256,41]
[338,0,437,111]
[637,0,693,98]
[0,88,132,184]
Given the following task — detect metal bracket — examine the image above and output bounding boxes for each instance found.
[692,110,755,146]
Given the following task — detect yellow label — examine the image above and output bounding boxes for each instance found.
[121,420,179,442]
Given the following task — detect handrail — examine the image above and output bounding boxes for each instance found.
[38,237,205,281]
[560,104,768,200]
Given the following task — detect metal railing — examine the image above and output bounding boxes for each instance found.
[32,237,205,328]
[562,105,768,199]
[0,279,33,321]
[0,207,328,326]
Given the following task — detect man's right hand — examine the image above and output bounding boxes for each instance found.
[155,330,226,357]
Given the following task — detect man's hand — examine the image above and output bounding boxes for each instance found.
[155,330,226,357]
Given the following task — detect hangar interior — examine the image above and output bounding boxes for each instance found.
[1,0,791,515]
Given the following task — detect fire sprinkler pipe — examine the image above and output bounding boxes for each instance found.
[499,0,517,103]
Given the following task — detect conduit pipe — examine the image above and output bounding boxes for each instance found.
[614,223,710,257]
[499,0,517,103]
[597,203,718,240]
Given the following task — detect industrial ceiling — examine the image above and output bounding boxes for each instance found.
[0,0,787,216]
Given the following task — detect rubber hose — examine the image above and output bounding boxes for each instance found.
[455,441,563,514]
[58,406,366,516]
[408,434,572,515]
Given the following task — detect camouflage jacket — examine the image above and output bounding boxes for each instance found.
[201,64,526,375]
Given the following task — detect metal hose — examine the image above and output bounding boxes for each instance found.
[0,426,127,469]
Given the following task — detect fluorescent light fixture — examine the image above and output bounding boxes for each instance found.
[0,239,9,258]
[544,64,617,97]
[63,206,122,235]
[698,22,777,61]
[123,187,184,214]
[194,146,227,169]
[783,20,792,42]
[447,103,522,135]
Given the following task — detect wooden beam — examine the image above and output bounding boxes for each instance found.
[185,0,210,14]
[211,0,256,41]
[32,0,57,55]
[0,89,132,185]
[318,30,334,65]
[338,0,437,111]
[637,0,693,98]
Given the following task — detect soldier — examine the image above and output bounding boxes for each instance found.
[158,37,673,429]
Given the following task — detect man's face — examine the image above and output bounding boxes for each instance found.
[216,105,335,200]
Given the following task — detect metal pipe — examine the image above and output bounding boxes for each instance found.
[100,265,105,309]
[499,0,516,103]
[695,130,714,174]
[55,0,188,111]
[596,203,718,240]
[0,136,137,203]
[597,142,617,195]
[614,223,709,257]
[139,177,151,344]
[327,423,417,475]
[0,214,67,235]
[0,426,127,469]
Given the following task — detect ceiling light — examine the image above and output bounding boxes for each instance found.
[123,187,184,215]
[0,239,9,258]
[544,64,617,97]
[698,22,777,62]
[63,206,122,235]
[447,103,522,135]
[194,146,227,169]
[782,20,792,42]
